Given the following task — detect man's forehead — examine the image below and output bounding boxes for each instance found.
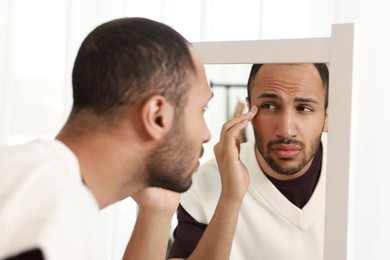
[252,64,323,91]
[255,64,319,79]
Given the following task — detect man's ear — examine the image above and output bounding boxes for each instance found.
[323,110,329,132]
[141,95,174,140]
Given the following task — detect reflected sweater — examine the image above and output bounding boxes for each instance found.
[175,136,327,260]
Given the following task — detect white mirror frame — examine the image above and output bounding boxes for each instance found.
[192,23,359,260]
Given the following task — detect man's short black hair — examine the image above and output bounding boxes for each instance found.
[70,17,196,123]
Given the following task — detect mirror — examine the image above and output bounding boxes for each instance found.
[202,64,252,163]
[193,23,358,260]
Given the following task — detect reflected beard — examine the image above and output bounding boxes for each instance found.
[255,131,321,176]
[145,119,195,193]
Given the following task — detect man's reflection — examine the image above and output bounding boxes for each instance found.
[169,63,329,260]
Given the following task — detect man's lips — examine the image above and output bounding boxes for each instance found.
[271,144,302,158]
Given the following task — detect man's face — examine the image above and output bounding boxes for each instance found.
[249,64,328,179]
[146,49,212,192]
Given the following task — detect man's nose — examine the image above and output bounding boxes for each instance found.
[202,125,211,143]
[276,110,297,140]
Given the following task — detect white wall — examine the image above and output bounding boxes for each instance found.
[309,1,390,258]
[1,0,390,259]
[332,1,390,259]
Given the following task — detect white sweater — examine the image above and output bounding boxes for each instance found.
[181,138,326,260]
[0,139,107,259]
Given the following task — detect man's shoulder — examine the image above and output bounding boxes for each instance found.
[0,140,101,259]
[0,139,97,219]
[0,139,80,185]
[0,139,77,171]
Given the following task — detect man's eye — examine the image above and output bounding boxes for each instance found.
[261,103,276,110]
[297,105,313,112]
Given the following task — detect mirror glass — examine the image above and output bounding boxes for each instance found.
[201,63,329,165]
[202,64,253,163]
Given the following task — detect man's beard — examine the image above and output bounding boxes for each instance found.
[254,130,322,176]
[145,118,199,193]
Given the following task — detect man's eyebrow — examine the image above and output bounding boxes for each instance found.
[256,93,280,99]
[257,93,320,105]
[294,97,320,105]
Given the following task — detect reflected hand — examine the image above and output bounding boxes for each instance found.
[214,105,258,201]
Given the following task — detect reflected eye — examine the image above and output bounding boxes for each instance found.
[260,103,277,110]
[297,105,313,112]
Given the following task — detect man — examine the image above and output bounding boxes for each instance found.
[0,17,219,260]
[168,63,329,260]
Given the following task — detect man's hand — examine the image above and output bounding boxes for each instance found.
[131,187,180,215]
[174,106,259,260]
[124,188,180,259]
[214,105,258,201]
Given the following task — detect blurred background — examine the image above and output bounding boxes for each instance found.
[1,0,389,259]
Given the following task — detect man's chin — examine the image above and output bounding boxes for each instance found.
[273,164,299,175]
[167,178,192,193]
[151,176,193,193]
[267,159,302,176]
